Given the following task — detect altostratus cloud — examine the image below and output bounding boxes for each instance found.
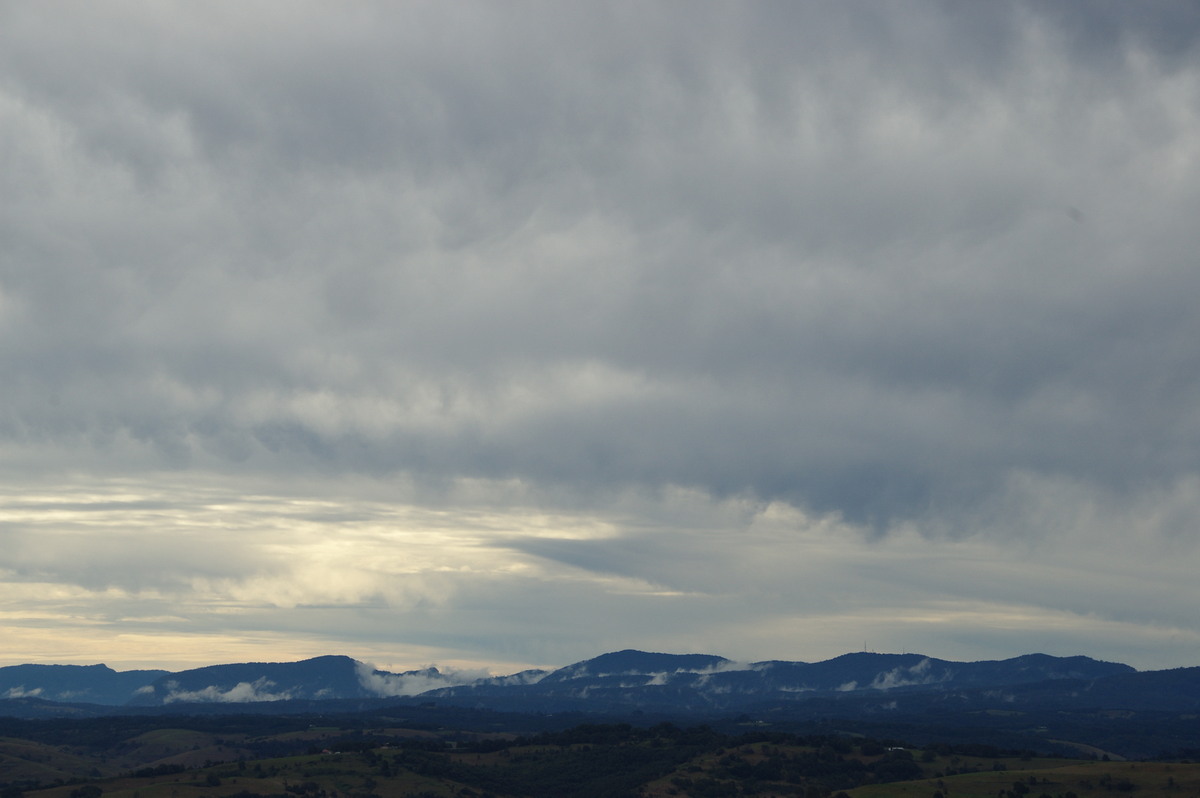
[0,2,1198,670]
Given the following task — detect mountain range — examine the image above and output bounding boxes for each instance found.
[2,649,1187,716]
[4,649,1200,760]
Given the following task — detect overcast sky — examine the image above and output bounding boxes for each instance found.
[1,1,1199,675]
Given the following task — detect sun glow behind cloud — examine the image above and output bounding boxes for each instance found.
[1,474,1197,672]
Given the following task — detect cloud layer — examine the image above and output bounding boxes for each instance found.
[1,2,1198,672]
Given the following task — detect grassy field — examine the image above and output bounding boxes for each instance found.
[847,759,1200,798]
[6,720,1200,798]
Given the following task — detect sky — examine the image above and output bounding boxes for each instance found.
[1,1,1199,676]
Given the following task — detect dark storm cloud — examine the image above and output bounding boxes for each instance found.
[2,0,1199,531]
[1032,0,1200,67]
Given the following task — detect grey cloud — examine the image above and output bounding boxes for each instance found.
[2,2,1200,669]
[4,0,1198,526]
[0,524,270,592]
[1029,0,1200,68]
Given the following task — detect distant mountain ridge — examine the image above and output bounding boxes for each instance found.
[0,663,170,705]
[421,650,1137,712]
[6,651,1199,762]
[0,649,1138,714]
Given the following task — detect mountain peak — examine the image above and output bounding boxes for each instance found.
[541,650,732,683]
